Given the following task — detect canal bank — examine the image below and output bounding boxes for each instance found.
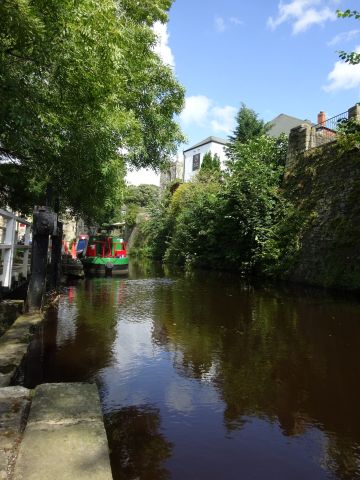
[0,299,113,479]
[19,262,360,480]
[13,383,112,480]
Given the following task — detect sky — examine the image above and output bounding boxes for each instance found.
[126,0,360,185]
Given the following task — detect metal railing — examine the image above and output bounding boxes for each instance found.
[0,209,32,289]
[313,111,349,147]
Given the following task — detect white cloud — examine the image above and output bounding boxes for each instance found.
[210,106,237,133]
[180,95,237,136]
[268,0,336,34]
[215,16,226,33]
[214,15,244,33]
[180,95,212,125]
[327,30,360,46]
[293,7,335,33]
[230,17,244,26]
[153,21,175,67]
[323,46,360,92]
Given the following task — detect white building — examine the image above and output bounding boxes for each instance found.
[183,136,228,182]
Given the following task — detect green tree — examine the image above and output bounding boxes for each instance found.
[0,0,184,222]
[220,135,289,273]
[200,152,221,172]
[337,10,360,64]
[124,185,160,208]
[141,135,290,273]
[227,104,270,161]
[228,104,269,144]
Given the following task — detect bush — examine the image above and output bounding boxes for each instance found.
[139,133,306,278]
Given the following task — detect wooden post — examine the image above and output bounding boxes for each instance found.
[26,206,56,313]
[50,221,63,290]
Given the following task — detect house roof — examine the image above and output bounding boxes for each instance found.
[268,114,314,138]
[183,136,228,153]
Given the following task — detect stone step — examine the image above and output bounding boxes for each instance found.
[13,383,112,480]
[0,386,31,480]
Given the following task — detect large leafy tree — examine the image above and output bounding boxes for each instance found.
[0,0,185,221]
[124,184,160,208]
[221,135,289,273]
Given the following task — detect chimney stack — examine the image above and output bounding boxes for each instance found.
[317,111,326,125]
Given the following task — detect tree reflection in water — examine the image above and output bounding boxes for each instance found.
[23,266,360,480]
[151,270,360,479]
[105,405,173,480]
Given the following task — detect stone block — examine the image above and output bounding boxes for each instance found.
[27,383,103,427]
[14,422,112,480]
[0,386,31,480]
[13,383,112,480]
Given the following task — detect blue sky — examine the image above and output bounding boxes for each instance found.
[126,0,360,185]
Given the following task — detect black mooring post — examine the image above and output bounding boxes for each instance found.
[50,220,63,290]
[26,206,57,313]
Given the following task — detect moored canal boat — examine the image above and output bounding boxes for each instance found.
[80,234,128,276]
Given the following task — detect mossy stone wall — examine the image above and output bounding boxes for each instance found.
[283,145,360,290]
[0,300,23,337]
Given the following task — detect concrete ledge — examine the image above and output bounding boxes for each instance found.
[0,314,43,387]
[14,383,112,480]
[0,386,31,480]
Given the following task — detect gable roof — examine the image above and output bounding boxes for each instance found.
[183,136,228,153]
[268,114,314,138]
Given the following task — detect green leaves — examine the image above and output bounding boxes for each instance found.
[336,9,360,20]
[0,0,184,221]
[336,9,360,65]
[338,50,360,65]
[226,103,271,162]
[141,132,293,276]
[200,152,221,172]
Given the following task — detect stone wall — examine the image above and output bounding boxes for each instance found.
[286,103,360,171]
[283,143,360,290]
[159,156,183,190]
[0,300,23,337]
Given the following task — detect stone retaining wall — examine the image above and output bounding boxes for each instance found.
[0,301,23,338]
[284,144,360,289]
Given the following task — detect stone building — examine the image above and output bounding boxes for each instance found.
[159,154,184,190]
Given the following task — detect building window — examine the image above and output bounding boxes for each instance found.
[192,153,200,171]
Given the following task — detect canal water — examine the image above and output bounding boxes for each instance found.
[23,262,360,480]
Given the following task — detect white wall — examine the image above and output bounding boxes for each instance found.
[183,141,227,182]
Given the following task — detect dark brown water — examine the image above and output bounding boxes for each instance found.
[23,262,360,480]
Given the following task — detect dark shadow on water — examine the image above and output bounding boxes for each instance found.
[104,405,173,480]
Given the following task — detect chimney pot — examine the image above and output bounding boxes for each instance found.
[317,111,326,125]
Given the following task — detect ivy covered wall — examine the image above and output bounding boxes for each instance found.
[283,144,360,290]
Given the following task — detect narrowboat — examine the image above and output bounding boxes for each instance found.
[79,234,128,276]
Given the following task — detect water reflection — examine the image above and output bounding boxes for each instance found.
[23,264,360,479]
[105,406,173,480]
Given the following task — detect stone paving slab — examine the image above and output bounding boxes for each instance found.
[13,383,112,480]
[26,383,103,426]
[0,387,31,480]
[0,314,43,387]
